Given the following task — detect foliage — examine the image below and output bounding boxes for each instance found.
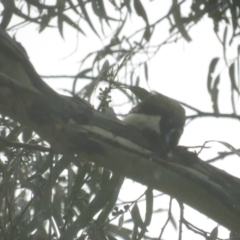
[0,0,240,240]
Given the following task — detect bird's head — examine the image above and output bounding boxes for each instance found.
[123,92,185,155]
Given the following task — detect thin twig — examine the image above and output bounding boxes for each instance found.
[177,201,184,240]
[158,197,173,240]
[0,136,52,152]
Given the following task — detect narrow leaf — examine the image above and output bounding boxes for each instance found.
[118,214,124,230]
[135,76,140,86]
[144,63,149,81]
[229,5,237,44]
[62,14,86,35]
[124,0,132,14]
[131,203,147,231]
[78,0,100,37]
[66,0,79,14]
[229,62,240,94]
[134,0,148,23]
[39,14,51,33]
[209,74,220,114]
[145,188,153,226]
[57,13,64,38]
[207,58,219,93]
[92,0,116,23]
[57,0,66,38]
[209,226,218,240]
[223,26,228,63]
[223,26,228,47]
[98,60,110,80]
[172,0,191,42]
[169,215,177,230]
[238,45,240,89]
[143,26,151,41]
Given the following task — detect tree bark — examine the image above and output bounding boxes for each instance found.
[0,29,240,233]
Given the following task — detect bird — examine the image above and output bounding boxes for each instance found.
[123,92,186,156]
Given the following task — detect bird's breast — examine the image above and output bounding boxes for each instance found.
[123,113,161,133]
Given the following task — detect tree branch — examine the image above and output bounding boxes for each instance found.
[1,28,240,235]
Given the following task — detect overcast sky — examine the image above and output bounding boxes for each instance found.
[7,1,240,239]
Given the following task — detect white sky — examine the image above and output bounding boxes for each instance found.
[5,0,240,239]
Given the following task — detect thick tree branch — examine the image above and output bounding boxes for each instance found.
[0,29,240,234]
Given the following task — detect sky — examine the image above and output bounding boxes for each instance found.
[4,0,240,239]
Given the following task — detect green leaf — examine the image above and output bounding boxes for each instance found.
[61,14,86,35]
[229,6,237,44]
[134,0,151,41]
[57,0,67,38]
[57,13,64,38]
[207,58,219,93]
[67,0,79,14]
[223,26,228,63]
[229,62,240,94]
[134,0,148,24]
[238,45,240,88]
[169,214,177,230]
[92,0,105,18]
[98,60,110,80]
[212,75,220,113]
[39,13,51,33]
[145,188,153,226]
[59,174,122,239]
[172,0,192,42]
[144,62,148,81]
[78,0,100,37]
[223,26,228,47]
[118,214,124,230]
[92,0,117,24]
[207,58,220,112]
[143,26,151,41]
[131,203,147,231]
[124,0,132,14]
[135,76,140,86]
[209,226,218,240]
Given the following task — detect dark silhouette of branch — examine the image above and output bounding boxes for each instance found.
[158,198,173,239]
[188,113,240,121]
[0,136,51,152]
[207,150,239,163]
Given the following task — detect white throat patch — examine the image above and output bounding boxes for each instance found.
[123,113,161,133]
